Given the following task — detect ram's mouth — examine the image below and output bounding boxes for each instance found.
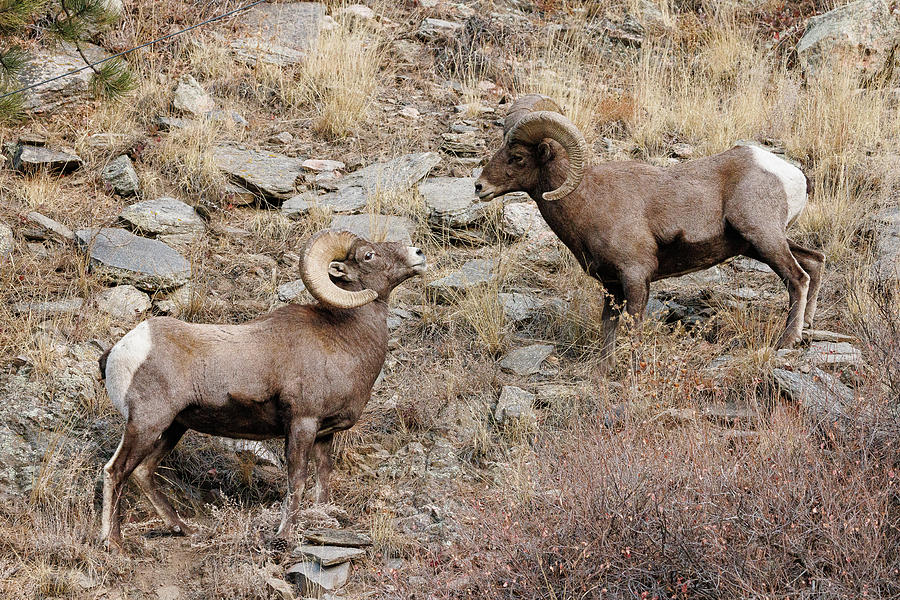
[411,260,427,274]
[477,188,500,201]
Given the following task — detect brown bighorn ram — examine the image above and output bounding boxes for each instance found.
[475,95,824,372]
[98,231,426,549]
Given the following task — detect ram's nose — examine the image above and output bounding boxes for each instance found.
[474,181,483,193]
[407,246,427,272]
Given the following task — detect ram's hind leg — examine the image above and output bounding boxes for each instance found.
[132,422,192,536]
[788,240,825,328]
[312,434,335,504]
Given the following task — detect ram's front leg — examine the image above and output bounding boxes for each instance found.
[276,417,318,542]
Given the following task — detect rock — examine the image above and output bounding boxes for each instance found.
[0,223,13,260]
[173,75,215,116]
[499,343,554,376]
[300,528,373,547]
[223,182,259,206]
[153,283,199,316]
[494,385,536,425]
[75,228,191,292]
[294,544,366,566]
[872,207,900,283]
[286,560,350,595]
[6,144,82,174]
[284,188,367,216]
[84,132,130,149]
[331,214,416,245]
[93,285,151,319]
[25,212,74,243]
[155,116,194,131]
[454,103,494,116]
[277,279,307,302]
[427,258,497,301]
[205,109,247,127]
[702,404,757,425]
[399,105,420,119]
[418,18,462,41]
[338,3,376,22]
[676,266,727,285]
[155,585,182,600]
[804,341,863,368]
[802,329,856,343]
[11,298,84,316]
[498,292,544,324]
[119,197,205,238]
[303,158,345,172]
[16,42,108,113]
[213,145,305,201]
[671,142,695,159]
[732,257,773,273]
[101,155,140,197]
[217,438,281,466]
[272,131,294,144]
[321,152,441,209]
[797,0,900,83]
[230,2,326,65]
[440,131,485,156]
[418,177,493,229]
[501,202,551,240]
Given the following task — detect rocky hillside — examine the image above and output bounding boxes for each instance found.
[1,0,899,598]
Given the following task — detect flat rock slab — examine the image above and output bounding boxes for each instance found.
[301,528,373,547]
[283,188,368,216]
[495,385,536,424]
[25,212,74,242]
[231,2,326,65]
[427,258,497,302]
[7,144,82,174]
[93,285,151,319]
[499,343,555,376]
[418,177,494,229]
[294,544,366,566]
[75,228,191,292]
[173,74,215,116]
[11,298,84,316]
[101,155,140,197]
[286,560,350,595]
[804,341,863,367]
[773,367,857,423]
[499,292,545,324]
[331,214,415,245]
[119,197,205,237]
[802,329,856,344]
[325,152,441,208]
[16,42,108,113]
[213,145,305,201]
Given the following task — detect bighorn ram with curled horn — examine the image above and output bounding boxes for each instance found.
[97,231,426,549]
[476,95,824,372]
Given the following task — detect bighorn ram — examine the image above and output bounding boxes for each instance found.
[476,95,824,372]
[98,231,426,549]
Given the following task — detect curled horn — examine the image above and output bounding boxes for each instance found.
[506,110,589,201]
[503,94,563,135]
[301,231,378,309]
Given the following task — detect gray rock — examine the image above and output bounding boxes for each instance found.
[732,257,773,273]
[25,212,74,243]
[155,116,194,131]
[153,283,198,317]
[804,341,863,367]
[92,285,151,319]
[7,144,82,174]
[498,292,544,324]
[337,3,376,22]
[277,279,307,302]
[773,367,857,423]
[101,155,140,197]
[75,228,191,292]
[418,177,493,229]
[205,109,246,126]
[440,131,485,156]
[427,258,497,301]
[495,385,536,425]
[173,75,214,116]
[213,145,305,200]
[499,343,554,376]
[802,329,856,343]
[676,266,727,285]
[797,0,900,83]
[331,214,416,245]
[303,158,345,172]
[119,197,205,237]
[418,17,462,40]
[297,188,368,215]
[501,202,551,240]
[387,306,415,330]
[0,223,13,260]
[11,298,84,316]
[872,207,900,283]
[230,2,326,65]
[671,142,696,159]
[16,42,108,113]
[286,561,350,595]
[294,544,365,567]
[323,152,441,210]
[300,528,373,547]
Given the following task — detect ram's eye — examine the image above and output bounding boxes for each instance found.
[510,155,526,165]
[364,251,375,261]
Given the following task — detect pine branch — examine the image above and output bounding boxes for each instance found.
[0,45,29,82]
[0,0,48,31]
[91,56,135,99]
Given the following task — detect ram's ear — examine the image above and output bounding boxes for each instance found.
[537,140,555,164]
[328,261,357,281]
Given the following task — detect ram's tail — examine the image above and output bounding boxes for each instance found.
[98,348,111,380]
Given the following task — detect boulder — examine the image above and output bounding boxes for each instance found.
[427,258,497,301]
[24,212,74,243]
[213,145,305,201]
[300,528,372,547]
[499,343,554,376]
[172,75,215,116]
[92,285,151,319]
[319,152,441,210]
[494,385,536,425]
[119,197,205,238]
[418,177,493,229]
[230,2,326,65]
[101,155,140,197]
[797,0,900,82]
[286,561,350,595]
[7,144,82,174]
[804,341,863,368]
[330,214,416,245]
[302,158,345,172]
[15,42,108,113]
[440,131,485,156]
[500,202,551,240]
[498,291,544,324]
[75,228,191,292]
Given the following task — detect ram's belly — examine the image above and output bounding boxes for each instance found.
[175,397,286,440]
[654,235,748,280]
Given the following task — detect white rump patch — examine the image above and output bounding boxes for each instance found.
[104,320,153,420]
[749,146,807,227]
